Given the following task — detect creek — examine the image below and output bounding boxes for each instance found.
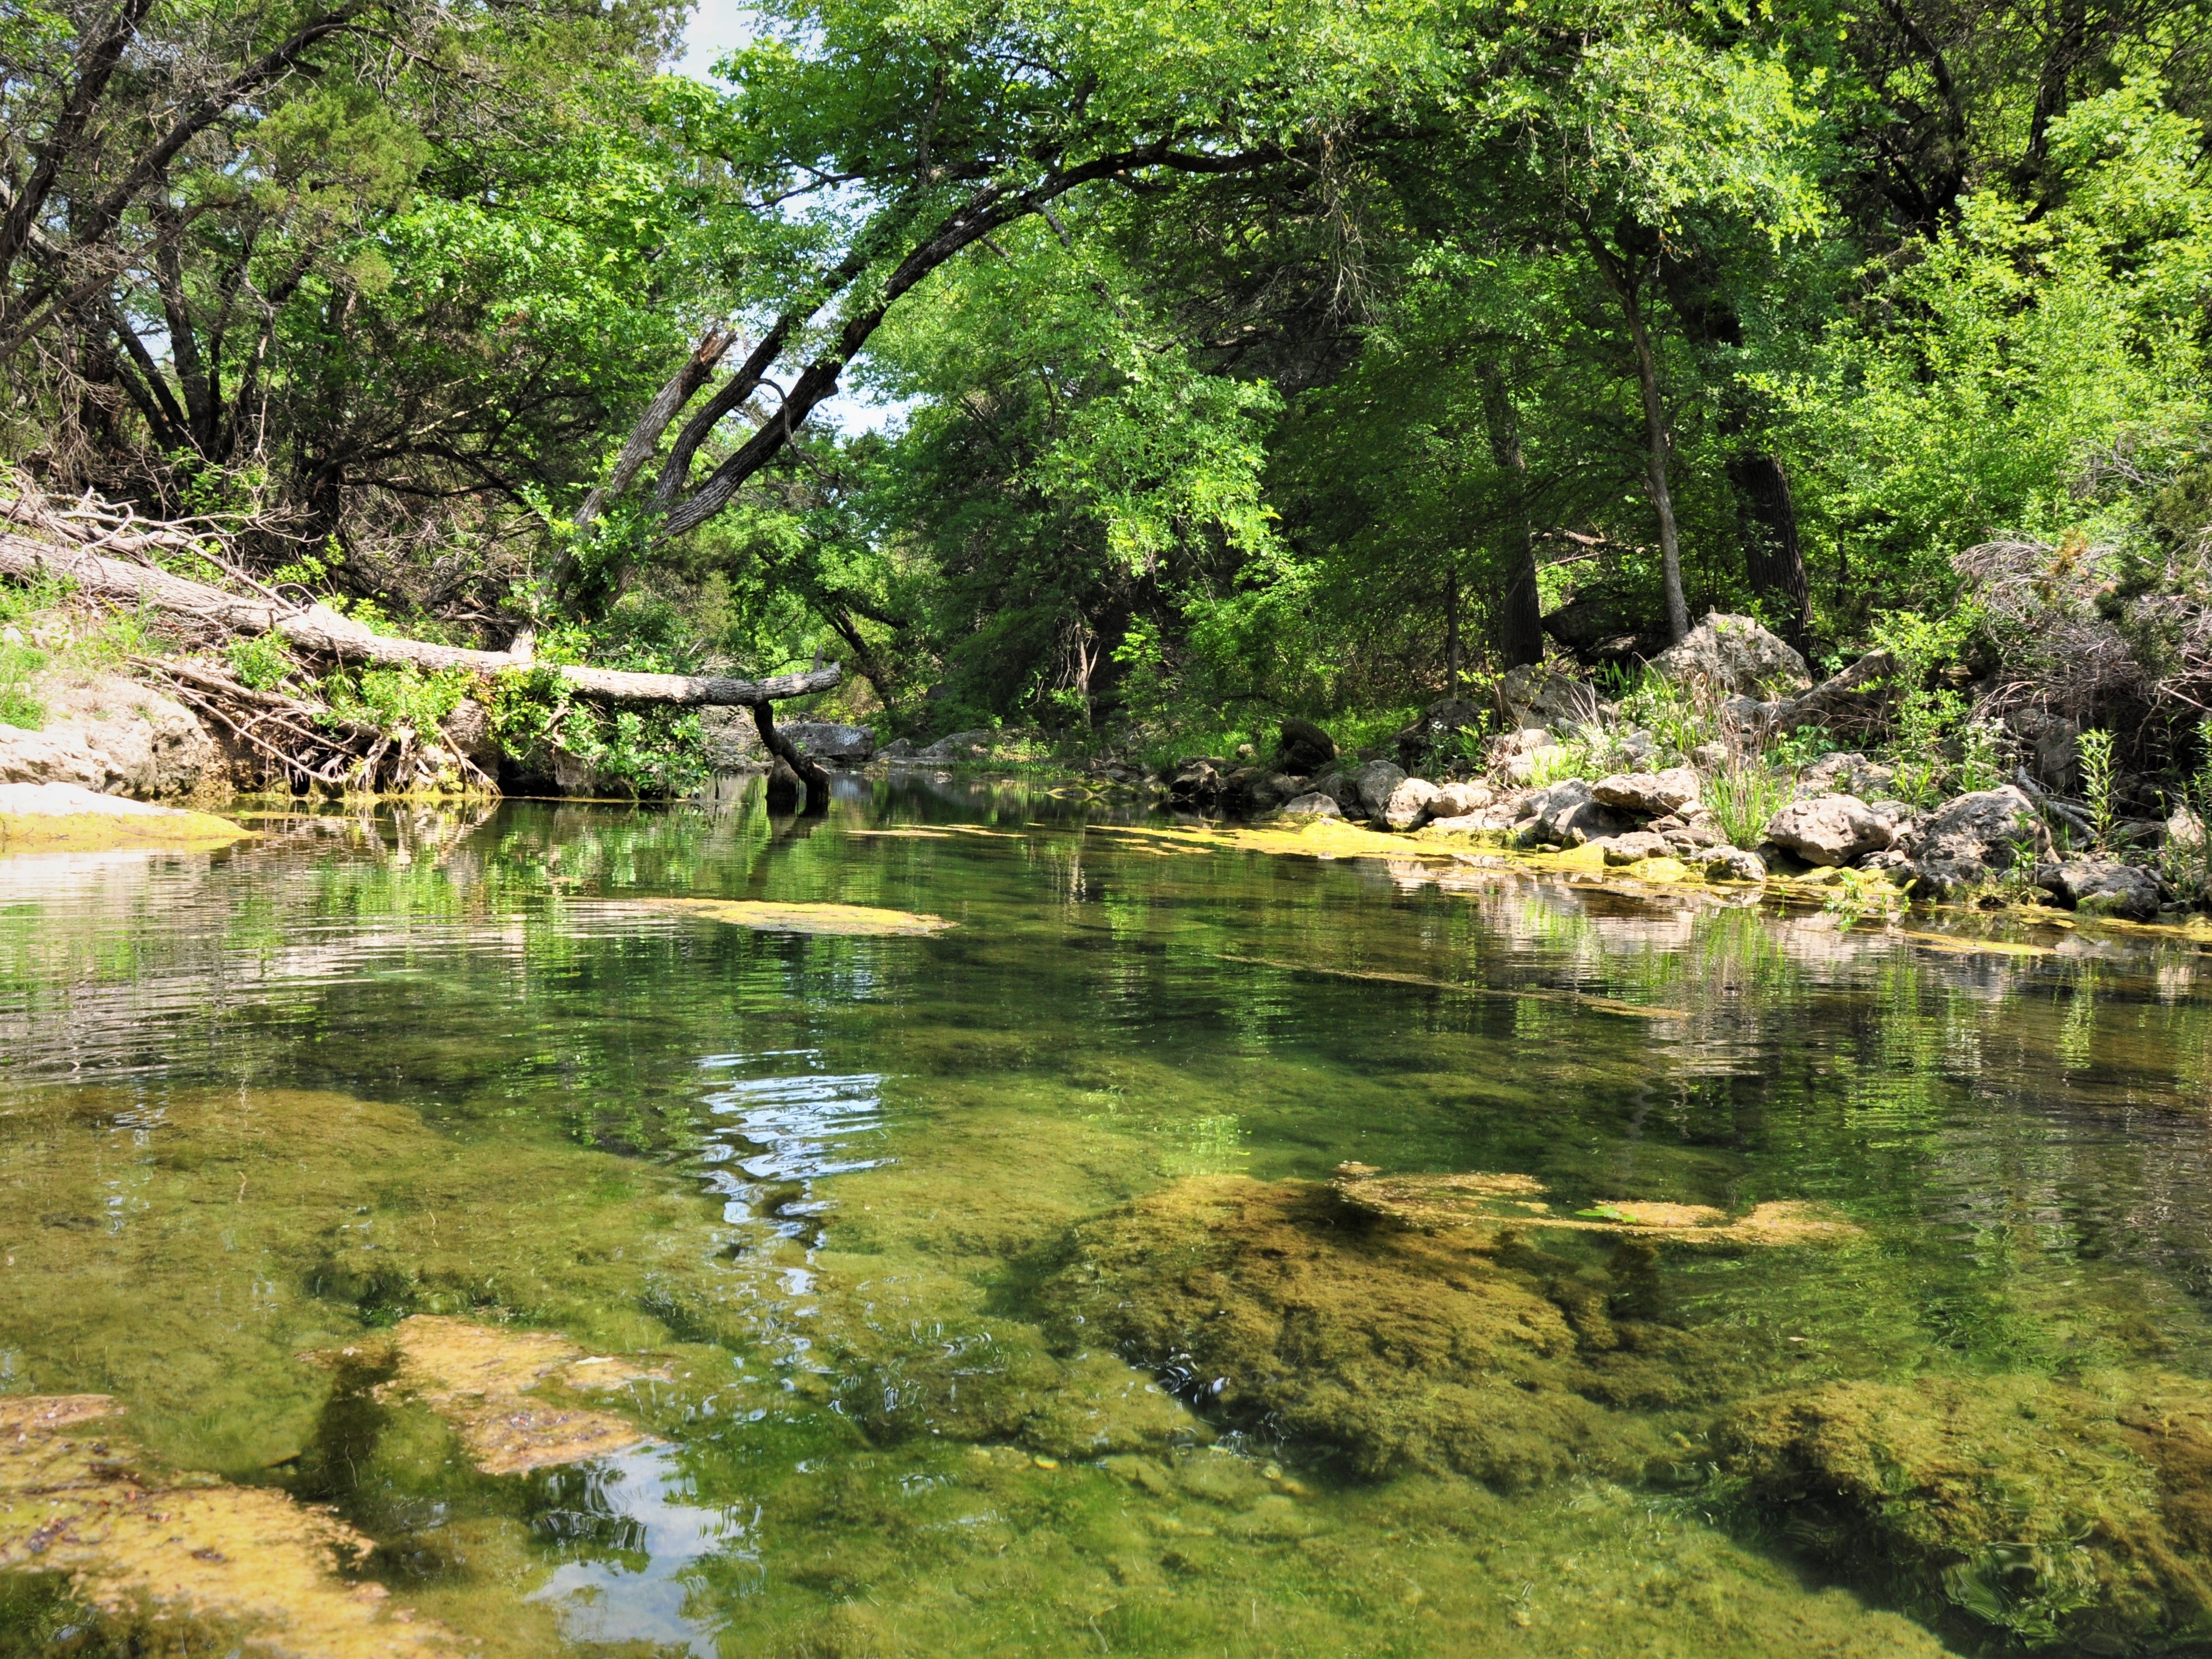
[3,775,2211,1657]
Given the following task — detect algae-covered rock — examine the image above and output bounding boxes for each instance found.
[321,1315,666,1476]
[1037,1175,1667,1485]
[1716,1371,2212,1648]
[0,1394,453,1656]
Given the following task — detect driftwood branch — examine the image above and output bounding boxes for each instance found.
[0,495,840,708]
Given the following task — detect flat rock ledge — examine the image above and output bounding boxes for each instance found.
[0,781,251,853]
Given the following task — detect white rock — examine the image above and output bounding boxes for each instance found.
[1761,793,1897,867]
[1649,612,1813,697]
[1591,766,1700,817]
[1382,776,1440,831]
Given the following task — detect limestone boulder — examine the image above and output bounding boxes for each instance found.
[2035,860,2162,921]
[1760,793,1897,867]
[1705,847,1767,883]
[1382,776,1441,831]
[1515,778,1629,848]
[781,720,876,762]
[1787,650,1898,736]
[1899,786,2053,897]
[1496,664,1597,729]
[915,728,994,762]
[1591,766,1700,818]
[0,671,215,797]
[1649,613,1813,698]
[1595,831,1670,866]
[1430,780,1494,818]
[1277,791,1342,821]
[1796,751,1898,802]
[1352,758,1407,818]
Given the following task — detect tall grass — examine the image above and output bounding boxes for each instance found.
[1706,760,1794,849]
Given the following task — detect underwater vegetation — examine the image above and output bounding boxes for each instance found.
[1720,1372,2212,1650]
[6,793,2212,1654]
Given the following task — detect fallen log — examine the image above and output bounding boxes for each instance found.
[0,520,840,707]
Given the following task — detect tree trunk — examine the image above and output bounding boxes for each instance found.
[1478,366,1544,667]
[1728,449,1813,656]
[753,703,831,813]
[1445,567,1460,699]
[0,513,841,708]
[1589,240,1689,645]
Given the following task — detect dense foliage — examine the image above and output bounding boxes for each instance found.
[7,0,2212,767]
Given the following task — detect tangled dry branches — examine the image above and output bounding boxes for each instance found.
[1953,534,2212,722]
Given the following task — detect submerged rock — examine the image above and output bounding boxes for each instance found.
[0,779,250,853]
[318,1315,663,1476]
[1717,1371,2212,1649]
[0,1394,451,1655]
[1037,1175,1670,1486]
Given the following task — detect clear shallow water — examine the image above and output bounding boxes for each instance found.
[3,779,2212,1656]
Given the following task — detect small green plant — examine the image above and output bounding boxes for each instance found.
[2077,727,2116,850]
[1614,670,1715,761]
[1957,719,2003,793]
[1872,607,1977,806]
[1822,867,1903,930]
[1527,738,1596,788]
[324,663,474,735]
[224,633,297,692]
[1707,760,1794,850]
[0,639,47,730]
[2161,718,2212,901]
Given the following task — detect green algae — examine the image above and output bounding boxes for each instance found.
[1036,1173,1696,1485]
[1717,1371,2212,1649]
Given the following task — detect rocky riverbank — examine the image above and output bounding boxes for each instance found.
[1147,614,2188,923]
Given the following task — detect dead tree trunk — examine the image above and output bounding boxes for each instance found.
[752,704,832,814]
[0,503,842,708]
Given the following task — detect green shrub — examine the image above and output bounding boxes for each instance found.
[323,663,474,734]
[223,633,297,692]
[0,640,47,730]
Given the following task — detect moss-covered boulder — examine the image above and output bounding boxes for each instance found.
[1716,1372,2212,1648]
[1036,1174,1685,1486]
